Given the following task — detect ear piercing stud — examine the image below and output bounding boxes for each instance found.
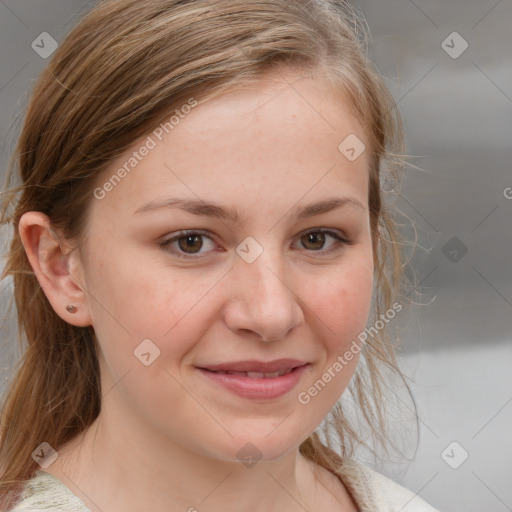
[66,304,78,314]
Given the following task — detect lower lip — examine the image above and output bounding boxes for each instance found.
[197,364,309,400]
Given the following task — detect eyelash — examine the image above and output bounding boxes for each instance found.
[159,228,354,260]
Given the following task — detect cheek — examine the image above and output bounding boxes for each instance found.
[306,255,374,348]
[83,244,217,376]
[293,256,373,415]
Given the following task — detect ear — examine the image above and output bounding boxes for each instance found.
[18,211,92,327]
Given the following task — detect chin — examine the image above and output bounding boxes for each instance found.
[217,430,305,465]
[185,431,293,467]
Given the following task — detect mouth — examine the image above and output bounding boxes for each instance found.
[196,358,307,374]
[202,368,295,378]
[195,361,310,400]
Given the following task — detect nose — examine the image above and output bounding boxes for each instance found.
[223,248,304,343]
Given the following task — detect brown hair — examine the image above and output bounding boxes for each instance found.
[0,0,417,506]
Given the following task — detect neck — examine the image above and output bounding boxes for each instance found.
[48,407,321,512]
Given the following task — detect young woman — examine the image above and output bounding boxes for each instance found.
[0,1,439,510]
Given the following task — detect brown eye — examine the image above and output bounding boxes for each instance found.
[160,230,216,258]
[297,229,349,253]
[177,234,203,254]
[300,231,327,250]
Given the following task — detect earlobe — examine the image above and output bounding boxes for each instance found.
[18,211,92,327]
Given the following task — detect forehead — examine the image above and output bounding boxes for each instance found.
[90,70,370,221]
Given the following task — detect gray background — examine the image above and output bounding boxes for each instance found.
[0,1,511,511]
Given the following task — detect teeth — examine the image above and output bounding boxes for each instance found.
[214,369,294,378]
[246,372,267,378]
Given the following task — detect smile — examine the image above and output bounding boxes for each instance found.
[197,364,309,400]
[207,368,294,378]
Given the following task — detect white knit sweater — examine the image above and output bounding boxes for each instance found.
[9,459,440,512]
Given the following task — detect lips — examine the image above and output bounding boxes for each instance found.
[196,358,306,373]
[195,359,310,400]
[207,368,294,378]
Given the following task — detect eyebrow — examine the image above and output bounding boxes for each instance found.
[134,196,366,222]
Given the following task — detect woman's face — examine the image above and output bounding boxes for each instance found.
[78,69,374,462]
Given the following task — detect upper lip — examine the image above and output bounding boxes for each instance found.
[197,359,308,373]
